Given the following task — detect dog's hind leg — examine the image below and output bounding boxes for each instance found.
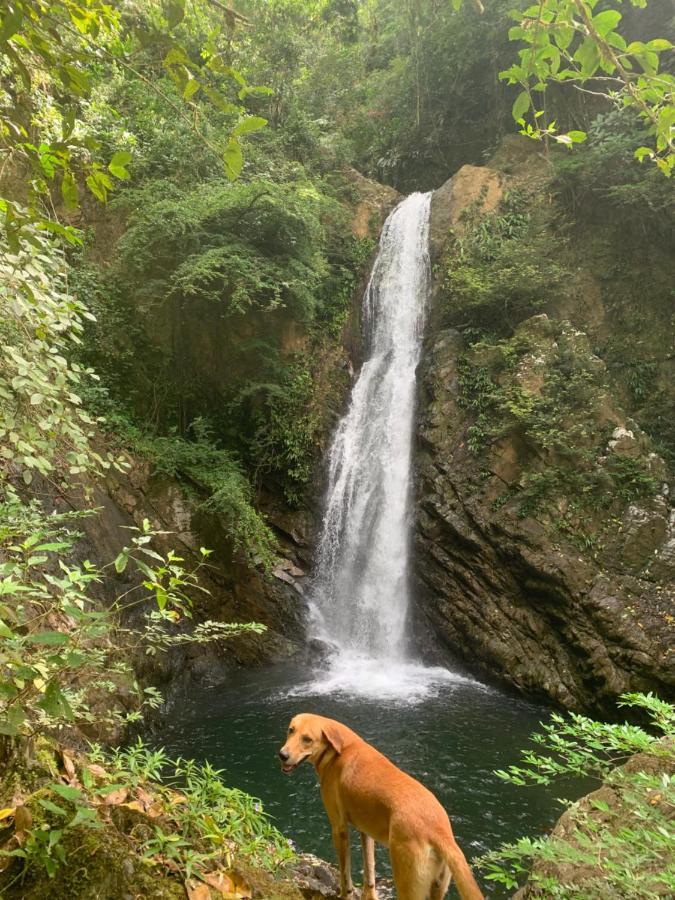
[332,823,354,898]
[360,832,378,900]
[429,861,451,900]
[390,839,430,900]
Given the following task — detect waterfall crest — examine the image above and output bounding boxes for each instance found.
[305,193,466,700]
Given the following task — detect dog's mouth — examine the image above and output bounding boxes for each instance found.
[280,753,309,775]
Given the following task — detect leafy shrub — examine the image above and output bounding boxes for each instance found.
[242,362,322,506]
[98,741,295,872]
[0,737,291,887]
[0,226,123,490]
[104,416,278,569]
[442,191,567,337]
[555,109,675,238]
[112,177,336,321]
[0,499,262,743]
[479,693,675,898]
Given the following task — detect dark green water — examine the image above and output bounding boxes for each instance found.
[155,663,582,898]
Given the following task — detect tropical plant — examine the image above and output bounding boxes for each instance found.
[0,498,264,745]
[0,224,122,490]
[500,0,674,174]
[479,693,675,898]
[0,737,292,885]
[0,0,269,243]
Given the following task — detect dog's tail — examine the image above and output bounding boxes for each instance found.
[436,835,484,900]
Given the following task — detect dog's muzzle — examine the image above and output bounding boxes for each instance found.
[278,747,295,774]
[278,747,304,774]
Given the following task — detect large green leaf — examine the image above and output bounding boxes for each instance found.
[223,138,243,181]
[592,10,621,38]
[232,116,268,137]
[28,630,70,645]
[108,150,132,180]
[512,91,530,123]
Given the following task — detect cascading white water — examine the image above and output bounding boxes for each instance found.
[303,192,469,701]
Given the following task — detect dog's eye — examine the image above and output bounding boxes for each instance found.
[301,734,312,744]
[288,726,295,735]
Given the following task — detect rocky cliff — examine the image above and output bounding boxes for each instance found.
[414,138,675,713]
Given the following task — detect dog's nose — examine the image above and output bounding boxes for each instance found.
[278,748,290,762]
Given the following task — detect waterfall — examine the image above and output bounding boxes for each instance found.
[304,193,463,700]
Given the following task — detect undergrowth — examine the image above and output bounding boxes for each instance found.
[479,693,675,899]
[441,189,568,337]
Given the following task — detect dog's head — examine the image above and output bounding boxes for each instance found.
[278,713,344,775]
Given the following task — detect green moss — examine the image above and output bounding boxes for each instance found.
[457,325,659,525]
[440,190,568,338]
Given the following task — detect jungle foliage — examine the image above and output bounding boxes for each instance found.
[0,0,673,893]
[480,692,675,898]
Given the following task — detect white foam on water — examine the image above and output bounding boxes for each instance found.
[287,652,481,705]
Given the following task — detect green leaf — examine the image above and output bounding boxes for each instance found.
[646,39,673,52]
[163,47,189,67]
[238,85,274,99]
[0,706,26,735]
[592,10,621,38]
[222,138,243,181]
[86,172,110,203]
[114,551,128,573]
[183,78,200,101]
[67,806,100,829]
[163,0,185,28]
[0,8,23,43]
[232,116,268,137]
[108,151,132,181]
[567,130,587,143]
[61,171,78,209]
[38,681,74,720]
[38,798,68,817]
[634,146,654,162]
[28,630,70,645]
[50,783,83,802]
[574,37,601,76]
[553,25,574,51]
[512,91,530,123]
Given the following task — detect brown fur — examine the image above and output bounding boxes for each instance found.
[279,713,483,900]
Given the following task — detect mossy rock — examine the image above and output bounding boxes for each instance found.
[0,824,185,899]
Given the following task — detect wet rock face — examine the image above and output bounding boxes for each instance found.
[414,323,674,712]
[413,155,675,714]
[66,460,312,707]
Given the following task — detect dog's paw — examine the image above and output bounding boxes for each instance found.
[360,888,378,900]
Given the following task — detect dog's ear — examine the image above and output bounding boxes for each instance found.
[321,722,344,754]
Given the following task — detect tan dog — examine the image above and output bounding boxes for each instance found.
[279,713,484,900]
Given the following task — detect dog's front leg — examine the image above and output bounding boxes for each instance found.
[332,824,354,899]
[360,832,378,900]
